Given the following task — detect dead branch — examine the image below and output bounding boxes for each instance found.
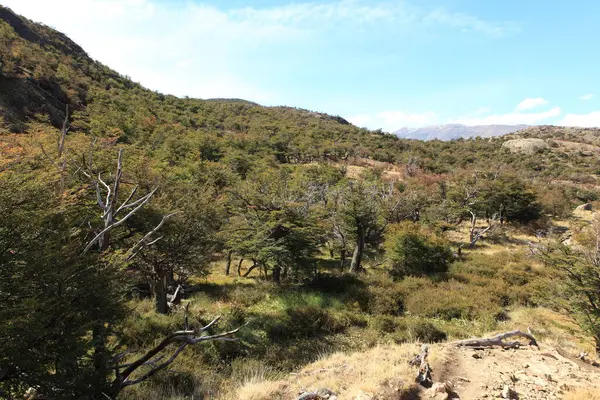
[409,344,432,386]
[37,105,70,192]
[453,330,539,349]
[83,149,161,254]
[458,213,498,254]
[58,104,69,158]
[110,306,244,397]
[126,212,178,260]
[167,284,183,309]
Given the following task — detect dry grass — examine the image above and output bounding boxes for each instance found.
[232,344,424,400]
[234,372,289,400]
[345,165,368,179]
[563,388,600,400]
[508,308,598,358]
[572,208,596,222]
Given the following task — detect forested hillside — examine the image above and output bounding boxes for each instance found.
[2,5,600,400]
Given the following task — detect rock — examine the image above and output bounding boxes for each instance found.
[472,352,482,359]
[502,138,548,154]
[501,385,517,399]
[428,381,454,399]
[534,379,548,387]
[576,203,593,211]
[522,363,529,368]
[297,392,322,400]
[354,391,373,400]
[297,389,337,400]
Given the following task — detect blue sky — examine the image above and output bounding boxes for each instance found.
[3,0,600,130]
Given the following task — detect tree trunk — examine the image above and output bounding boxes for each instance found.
[237,258,244,276]
[92,324,108,393]
[154,272,168,314]
[272,266,281,284]
[224,249,233,275]
[282,265,289,280]
[469,214,476,243]
[340,249,346,271]
[242,259,258,277]
[167,269,175,286]
[349,234,365,273]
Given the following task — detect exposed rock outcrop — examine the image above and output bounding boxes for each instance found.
[502,138,548,154]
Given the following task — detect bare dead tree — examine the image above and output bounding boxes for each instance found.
[458,213,498,255]
[38,104,69,193]
[107,304,244,398]
[82,149,173,254]
[76,148,177,377]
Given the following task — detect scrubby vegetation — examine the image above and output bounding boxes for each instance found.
[2,5,600,400]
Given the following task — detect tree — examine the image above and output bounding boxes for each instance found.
[538,216,600,354]
[475,175,542,224]
[336,181,385,273]
[133,186,223,313]
[225,170,324,282]
[107,308,242,398]
[387,223,453,279]
[538,184,572,218]
[0,174,126,398]
[0,155,241,398]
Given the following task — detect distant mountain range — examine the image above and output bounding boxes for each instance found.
[395,124,529,141]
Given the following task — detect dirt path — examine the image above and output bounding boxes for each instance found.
[430,343,600,399]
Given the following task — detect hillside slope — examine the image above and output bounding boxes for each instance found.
[2,4,600,184]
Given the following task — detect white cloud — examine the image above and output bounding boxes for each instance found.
[347,111,438,131]
[1,0,518,102]
[452,106,560,125]
[423,8,519,38]
[558,111,600,128]
[580,94,594,101]
[346,114,375,128]
[515,97,549,111]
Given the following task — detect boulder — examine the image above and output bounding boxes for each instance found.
[576,203,592,211]
[502,138,548,154]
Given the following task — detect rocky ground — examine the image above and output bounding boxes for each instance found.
[288,339,600,400]
[430,343,600,400]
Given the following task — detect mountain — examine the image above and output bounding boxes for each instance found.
[395,124,529,140]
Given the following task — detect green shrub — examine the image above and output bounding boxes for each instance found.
[366,284,405,315]
[266,306,345,340]
[370,315,400,333]
[404,281,503,321]
[500,263,535,286]
[408,321,447,343]
[387,223,453,279]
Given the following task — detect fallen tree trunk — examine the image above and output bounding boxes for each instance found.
[409,344,432,387]
[453,330,539,349]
